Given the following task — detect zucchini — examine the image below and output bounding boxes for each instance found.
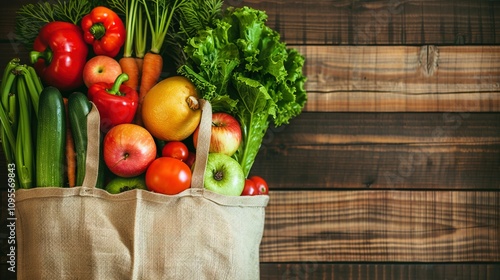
[36,86,65,187]
[67,92,91,186]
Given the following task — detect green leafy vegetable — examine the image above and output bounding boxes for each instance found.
[178,6,307,177]
[177,0,223,38]
[15,0,105,49]
[165,0,224,67]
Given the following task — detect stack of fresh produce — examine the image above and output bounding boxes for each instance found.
[1,0,306,197]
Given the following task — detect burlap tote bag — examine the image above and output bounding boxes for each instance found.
[15,99,269,280]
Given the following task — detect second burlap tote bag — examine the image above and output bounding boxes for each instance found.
[15,99,269,279]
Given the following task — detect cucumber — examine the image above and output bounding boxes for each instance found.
[36,86,65,187]
[68,92,91,186]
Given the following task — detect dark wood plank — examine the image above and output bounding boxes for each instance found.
[250,112,500,189]
[0,190,15,280]
[259,190,500,262]
[0,267,15,280]
[0,43,30,70]
[3,112,495,190]
[3,1,500,46]
[260,263,500,280]
[235,0,500,45]
[0,150,7,192]
[298,45,500,112]
[0,0,32,41]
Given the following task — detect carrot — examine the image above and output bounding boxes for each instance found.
[63,98,76,187]
[119,56,140,91]
[135,52,163,125]
[139,52,162,99]
[135,0,181,124]
[135,57,144,82]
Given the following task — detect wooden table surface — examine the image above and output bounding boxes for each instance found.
[1,1,499,279]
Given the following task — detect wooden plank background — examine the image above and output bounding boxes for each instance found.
[251,112,500,189]
[0,0,499,279]
[242,0,500,278]
[301,45,500,112]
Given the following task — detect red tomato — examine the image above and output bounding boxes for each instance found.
[161,141,189,161]
[241,179,258,196]
[145,157,191,195]
[249,175,269,195]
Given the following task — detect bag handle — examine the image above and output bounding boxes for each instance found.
[82,99,212,190]
[190,99,212,189]
[82,103,100,189]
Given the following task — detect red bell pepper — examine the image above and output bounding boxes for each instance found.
[88,73,139,133]
[81,6,126,57]
[30,21,88,92]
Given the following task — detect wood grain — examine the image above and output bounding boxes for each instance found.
[0,1,498,279]
[299,45,500,112]
[250,112,500,189]
[0,42,30,69]
[260,263,500,280]
[260,190,500,262]
[236,0,500,45]
[3,1,499,45]
[0,0,29,40]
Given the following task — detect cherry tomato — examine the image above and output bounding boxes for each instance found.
[161,141,189,161]
[145,157,191,195]
[249,175,269,195]
[241,179,258,196]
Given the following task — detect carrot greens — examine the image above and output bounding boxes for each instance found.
[134,4,148,60]
[107,0,140,58]
[140,0,186,54]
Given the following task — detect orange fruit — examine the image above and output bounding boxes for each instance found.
[141,76,202,141]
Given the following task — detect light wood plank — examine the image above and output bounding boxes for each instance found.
[299,45,500,112]
[260,190,500,262]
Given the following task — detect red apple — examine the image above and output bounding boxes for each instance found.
[193,112,242,156]
[103,123,157,177]
[83,55,122,88]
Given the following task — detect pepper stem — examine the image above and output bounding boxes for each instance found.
[90,23,106,40]
[107,73,129,96]
[30,48,53,65]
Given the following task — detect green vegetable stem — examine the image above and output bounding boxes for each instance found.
[108,0,142,59]
[141,0,187,55]
[0,59,44,189]
[178,6,307,177]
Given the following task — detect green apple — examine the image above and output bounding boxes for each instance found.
[204,153,245,196]
[105,175,147,194]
